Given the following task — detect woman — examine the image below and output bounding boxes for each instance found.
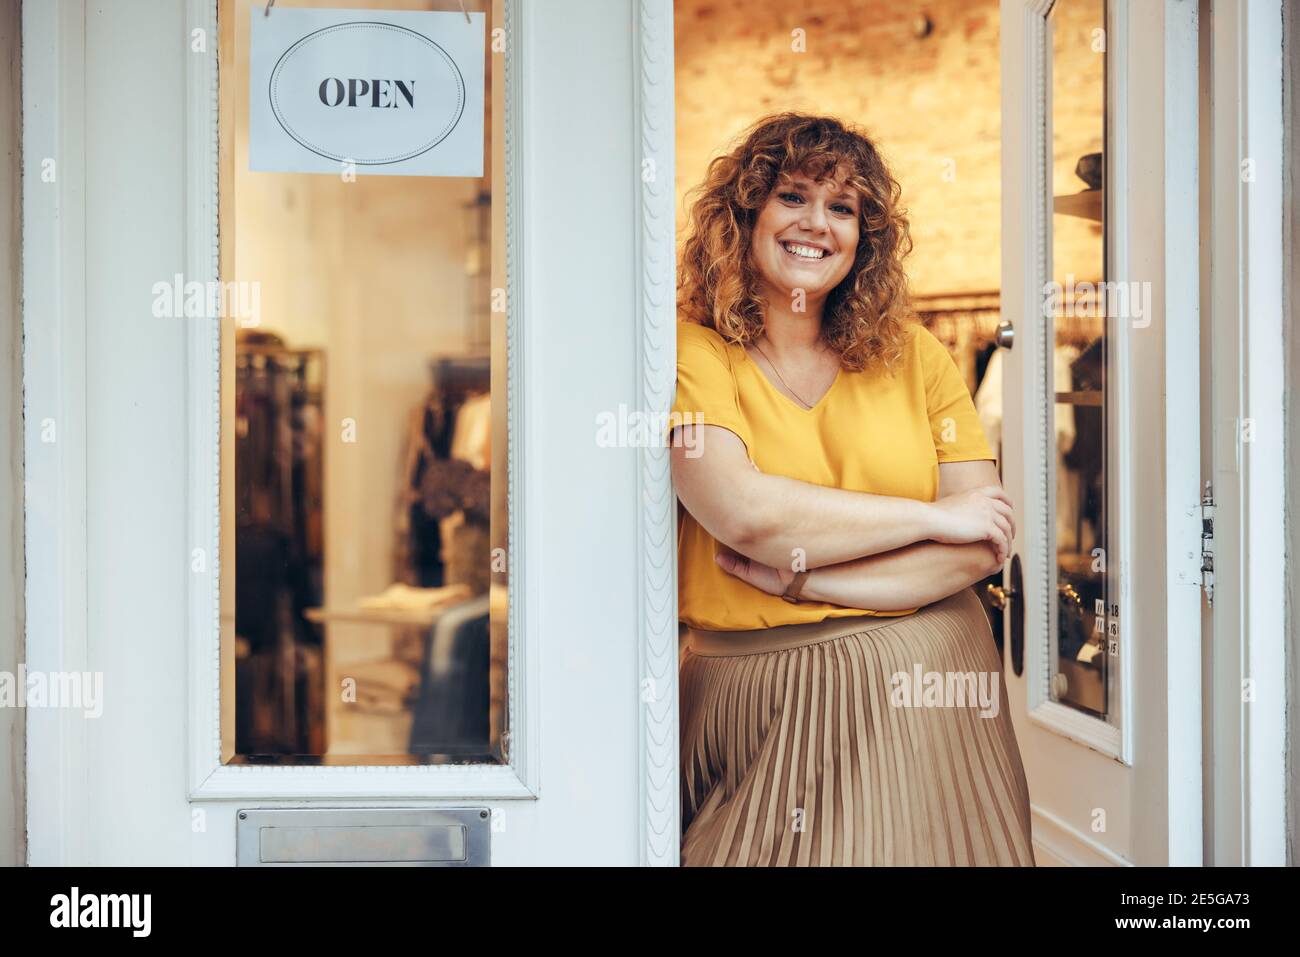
[667,113,1035,867]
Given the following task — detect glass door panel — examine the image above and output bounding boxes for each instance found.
[217,0,508,765]
[1047,0,1111,718]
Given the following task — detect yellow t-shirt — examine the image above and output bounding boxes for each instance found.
[667,319,995,631]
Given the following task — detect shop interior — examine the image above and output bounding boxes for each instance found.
[218,0,507,765]
[674,0,1110,716]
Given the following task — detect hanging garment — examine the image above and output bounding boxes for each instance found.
[973,344,1004,457]
[408,594,492,756]
[395,390,451,586]
[450,391,492,471]
[1054,343,1084,551]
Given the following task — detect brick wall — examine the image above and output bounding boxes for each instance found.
[675,0,1105,297]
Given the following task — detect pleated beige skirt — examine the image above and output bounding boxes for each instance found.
[679,586,1035,866]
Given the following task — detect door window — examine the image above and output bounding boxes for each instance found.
[217,0,507,765]
[1046,0,1113,719]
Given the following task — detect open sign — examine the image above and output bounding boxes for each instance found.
[250,9,484,176]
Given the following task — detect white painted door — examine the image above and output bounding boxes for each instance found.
[998,0,1203,866]
[23,0,677,866]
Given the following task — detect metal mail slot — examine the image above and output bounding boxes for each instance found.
[236,808,490,867]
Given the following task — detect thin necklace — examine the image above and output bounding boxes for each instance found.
[752,338,829,409]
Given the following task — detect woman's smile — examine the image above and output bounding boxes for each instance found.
[778,239,833,262]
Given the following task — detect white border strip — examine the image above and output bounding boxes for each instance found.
[1160,0,1204,868]
[1239,0,1287,865]
[633,0,678,867]
[22,0,89,868]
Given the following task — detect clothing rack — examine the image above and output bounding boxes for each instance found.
[233,338,325,758]
[234,345,322,526]
[914,289,1103,393]
[394,354,492,588]
[429,353,491,407]
[914,292,1001,394]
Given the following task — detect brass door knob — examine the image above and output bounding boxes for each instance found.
[986,582,1017,610]
[1058,582,1081,608]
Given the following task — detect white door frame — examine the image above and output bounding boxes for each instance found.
[23,0,680,866]
[1000,0,1204,866]
[21,0,88,866]
[0,0,24,872]
[630,0,680,866]
[1286,0,1300,872]
[1205,0,1288,867]
[184,0,530,804]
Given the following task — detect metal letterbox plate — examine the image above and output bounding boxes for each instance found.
[236,808,490,866]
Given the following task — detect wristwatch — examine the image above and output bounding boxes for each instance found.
[781,571,809,604]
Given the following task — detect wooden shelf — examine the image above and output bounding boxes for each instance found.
[304,606,448,628]
[304,583,504,630]
[1055,390,1104,407]
[1053,188,1103,222]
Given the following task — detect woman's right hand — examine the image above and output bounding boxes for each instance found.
[927,487,1016,564]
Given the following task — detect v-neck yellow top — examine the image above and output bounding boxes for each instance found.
[667,319,995,630]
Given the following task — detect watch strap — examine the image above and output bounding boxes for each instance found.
[781,570,809,604]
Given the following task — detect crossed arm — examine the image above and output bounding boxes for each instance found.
[669,424,1014,612]
[820,458,1011,609]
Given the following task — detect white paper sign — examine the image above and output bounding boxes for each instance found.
[250,8,484,177]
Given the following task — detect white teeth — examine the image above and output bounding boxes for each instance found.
[782,242,827,260]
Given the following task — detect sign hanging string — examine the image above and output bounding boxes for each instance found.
[266,0,468,23]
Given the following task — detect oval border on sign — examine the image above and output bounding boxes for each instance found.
[269,21,468,166]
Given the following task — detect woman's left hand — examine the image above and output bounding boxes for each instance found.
[715,546,797,596]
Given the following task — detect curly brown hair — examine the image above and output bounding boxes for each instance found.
[677,113,914,373]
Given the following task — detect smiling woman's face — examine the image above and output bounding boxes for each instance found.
[750,168,861,308]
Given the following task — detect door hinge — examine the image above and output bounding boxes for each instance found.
[1200,479,1215,606]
